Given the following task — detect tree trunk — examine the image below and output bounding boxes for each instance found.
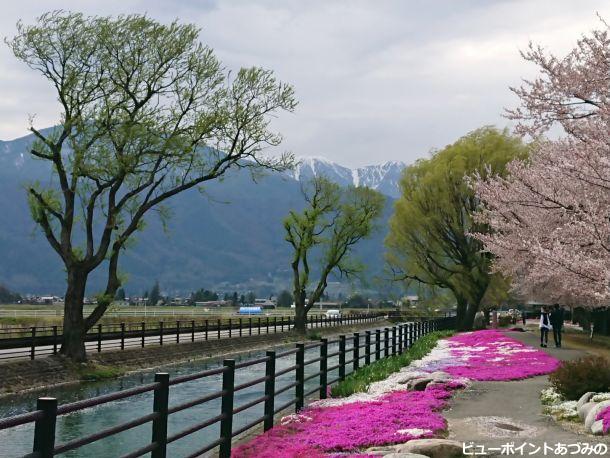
[294,304,308,334]
[60,268,88,362]
[462,303,479,331]
[455,297,468,331]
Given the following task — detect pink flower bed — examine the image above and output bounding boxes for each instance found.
[232,383,458,457]
[596,406,610,434]
[442,330,560,381]
[233,331,560,457]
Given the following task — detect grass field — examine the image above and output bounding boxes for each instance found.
[0,303,394,329]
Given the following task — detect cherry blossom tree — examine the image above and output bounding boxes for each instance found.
[472,20,610,306]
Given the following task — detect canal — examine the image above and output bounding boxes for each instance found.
[0,336,371,457]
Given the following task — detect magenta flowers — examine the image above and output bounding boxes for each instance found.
[233,331,560,457]
[596,406,610,434]
[442,330,561,381]
[232,383,456,457]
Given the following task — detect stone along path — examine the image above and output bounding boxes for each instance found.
[445,331,610,457]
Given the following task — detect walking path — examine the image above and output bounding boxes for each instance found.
[445,330,610,457]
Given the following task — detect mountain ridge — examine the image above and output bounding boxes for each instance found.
[0,129,407,295]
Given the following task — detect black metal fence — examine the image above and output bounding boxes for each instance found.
[0,317,455,458]
[0,313,383,360]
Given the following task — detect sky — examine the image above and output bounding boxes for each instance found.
[1,0,610,168]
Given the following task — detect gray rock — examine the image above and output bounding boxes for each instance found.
[396,439,464,458]
[585,400,610,430]
[428,371,451,382]
[578,401,597,421]
[577,392,596,410]
[384,454,430,458]
[590,419,606,436]
[407,377,434,391]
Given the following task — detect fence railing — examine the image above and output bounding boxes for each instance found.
[0,313,385,360]
[0,317,456,458]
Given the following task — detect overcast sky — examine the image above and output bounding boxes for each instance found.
[1,1,609,167]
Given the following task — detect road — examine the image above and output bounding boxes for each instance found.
[0,317,383,362]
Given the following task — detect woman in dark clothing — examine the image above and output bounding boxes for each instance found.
[539,306,552,347]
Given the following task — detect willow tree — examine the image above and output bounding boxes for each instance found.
[7,12,297,360]
[284,177,385,333]
[385,127,528,330]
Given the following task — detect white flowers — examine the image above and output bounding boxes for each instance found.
[280,414,312,425]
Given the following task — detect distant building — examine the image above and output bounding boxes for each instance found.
[254,298,276,309]
[195,300,230,307]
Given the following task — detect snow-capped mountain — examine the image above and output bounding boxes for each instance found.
[291,157,406,198]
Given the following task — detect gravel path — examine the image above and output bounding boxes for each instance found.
[444,330,610,457]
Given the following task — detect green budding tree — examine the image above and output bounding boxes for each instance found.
[284,176,385,333]
[8,12,297,361]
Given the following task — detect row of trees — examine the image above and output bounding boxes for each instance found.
[386,20,610,331]
[21,10,584,357]
[0,285,22,304]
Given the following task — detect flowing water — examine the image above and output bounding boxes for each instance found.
[0,338,362,457]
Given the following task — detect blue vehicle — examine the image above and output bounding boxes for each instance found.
[238,306,263,315]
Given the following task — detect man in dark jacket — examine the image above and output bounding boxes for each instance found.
[550,304,564,348]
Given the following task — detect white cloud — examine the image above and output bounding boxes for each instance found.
[1,0,609,166]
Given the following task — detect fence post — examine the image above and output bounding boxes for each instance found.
[141,322,146,348]
[219,359,235,458]
[339,335,346,381]
[409,323,413,348]
[393,326,398,355]
[353,332,360,372]
[176,321,180,344]
[52,326,58,355]
[365,331,371,365]
[320,338,328,399]
[384,328,389,357]
[151,373,170,458]
[120,323,125,350]
[159,322,164,346]
[228,319,232,339]
[266,317,269,334]
[218,319,221,340]
[288,316,291,331]
[98,324,102,353]
[375,329,381,361]
[263,351,276,431]
[258,317,261,335]
[191,320,195,342]
[239,318,242,337]
[30,327,36,360]
[205,319,209,341]
[398,325,403,354]
[32,397,57,458]
[249,318,252,336]
[274,316,277,334]
[295,343,305,412]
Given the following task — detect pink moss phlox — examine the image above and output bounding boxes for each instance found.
[596,406,610,434]
[443,330,560,381]
[231,384,455,457]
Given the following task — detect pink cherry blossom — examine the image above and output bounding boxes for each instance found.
[471,20,610,305]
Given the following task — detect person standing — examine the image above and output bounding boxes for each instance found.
[550,303,565,348]
[522,309,527,326]
[539,306,552,347]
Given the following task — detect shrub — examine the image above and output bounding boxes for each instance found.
[549,356,610,400]
[330,330,453,397]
